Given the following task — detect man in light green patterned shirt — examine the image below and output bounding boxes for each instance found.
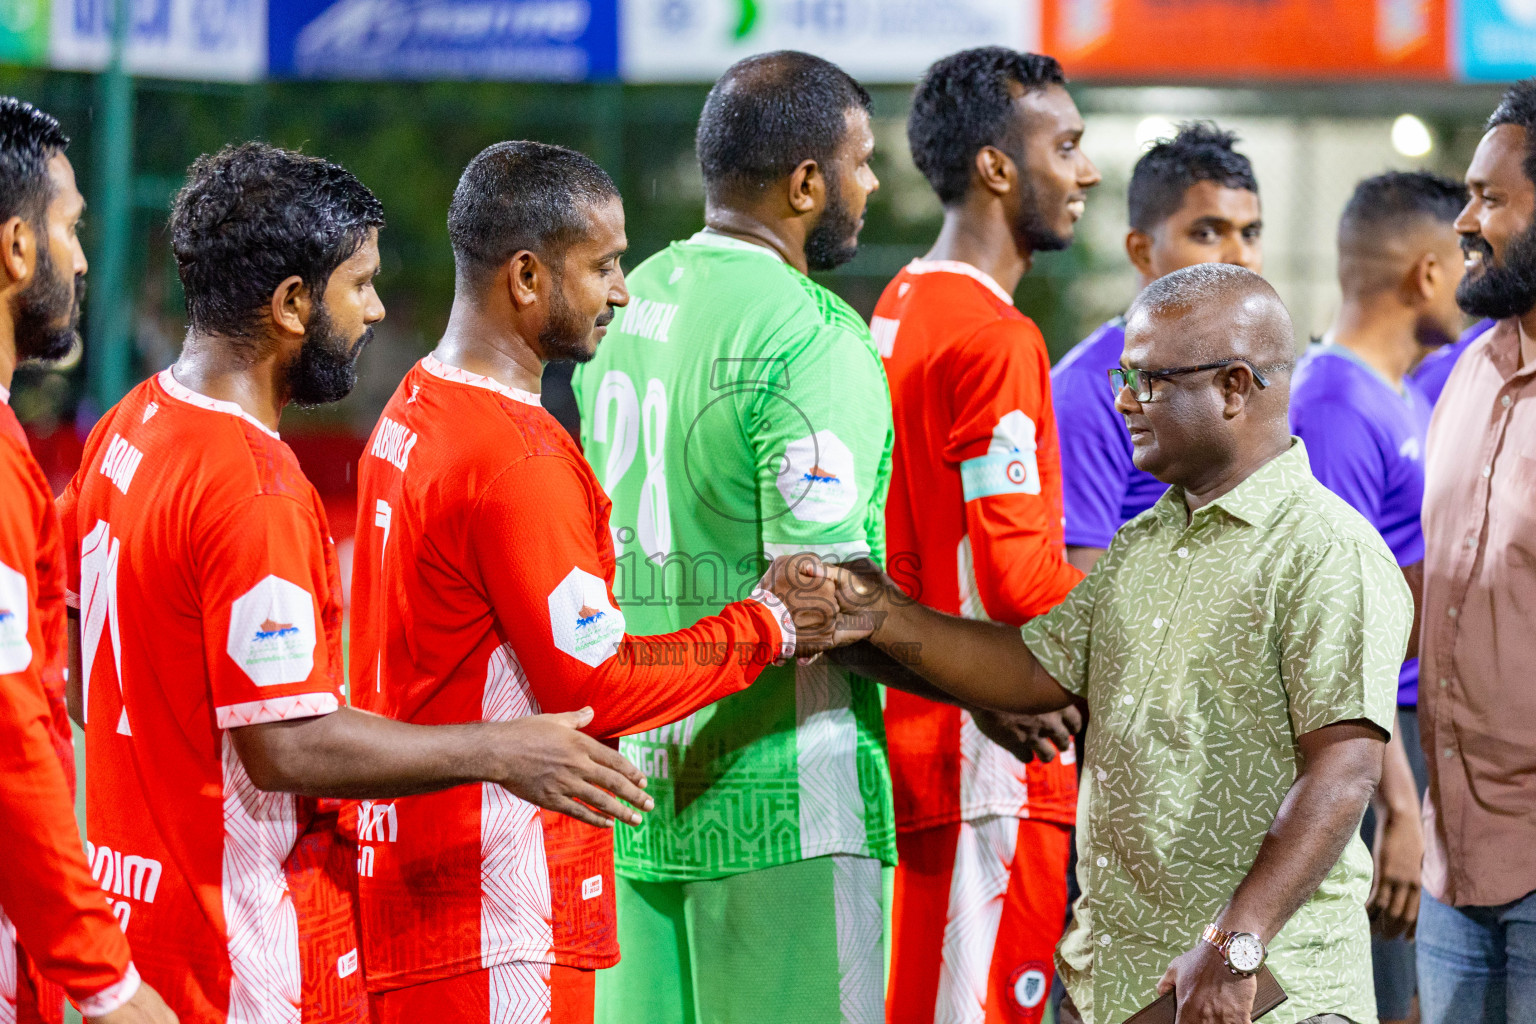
[825,264,1410,1024]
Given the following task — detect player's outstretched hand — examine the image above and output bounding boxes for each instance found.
[87,981,178,1023]
[492,708,654,829]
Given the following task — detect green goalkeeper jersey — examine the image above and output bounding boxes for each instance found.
[572,230,897,881]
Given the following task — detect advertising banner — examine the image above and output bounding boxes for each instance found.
[50,0,266,80]
[1457,0,1536,80]
[620,0,1038,83]
[268,0,618,80]
[1043,0,1448,81]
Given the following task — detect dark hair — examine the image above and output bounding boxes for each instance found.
[170,142,384,340]
[1128,122,1258,233]
[1487,78,1536,186]
[907,48,1065,205]
[1339,170,1464,241]
[449,141,619,289]
[696,50,871,197]
[0,97,69,226]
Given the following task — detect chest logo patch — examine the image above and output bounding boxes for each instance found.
[776,430,859,523]
[548,567,627,668]
[227,575,317,686]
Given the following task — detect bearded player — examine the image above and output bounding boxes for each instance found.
[870,50,1098,1024]
[573,52,893,1024]
[0,97,175,1024]
[58,143,658,1024]
[348,141,833,1024]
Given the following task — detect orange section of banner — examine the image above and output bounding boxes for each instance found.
[1044,0,1449,80]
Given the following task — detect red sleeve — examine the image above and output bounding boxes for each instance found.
[942,320,1083,623]
[0,443,135,1008]
[57,467,83,610]
[467,455,789,739]
[194,494,344,728]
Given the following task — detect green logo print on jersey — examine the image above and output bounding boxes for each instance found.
[572,231,897,881]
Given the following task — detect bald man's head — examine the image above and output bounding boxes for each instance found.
[1128,262,1295,377]
[1118,263,1296,494]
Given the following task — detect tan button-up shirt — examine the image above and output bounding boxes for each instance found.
[1421,319,1536,907]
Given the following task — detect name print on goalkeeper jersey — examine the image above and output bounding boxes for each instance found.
[348,355,792,992]
[57,370,365,1024]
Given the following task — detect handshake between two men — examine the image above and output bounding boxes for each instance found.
[522,552,1081,837]
[763,552,1083,760]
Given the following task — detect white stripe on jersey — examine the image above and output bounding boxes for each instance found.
[221,734,301,1023]
[0,906,17,1024]
[934,817,1018,1024]
[480,644,555,970]
[793,659,867,859]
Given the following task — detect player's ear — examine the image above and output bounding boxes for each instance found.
[974,145,1013,197]
[506,250,542,310]
[1126,229,1155,279]
[0,215,31,286]
[270,274,309,337]
[1409,251,1439,304]
[788,159,820,215]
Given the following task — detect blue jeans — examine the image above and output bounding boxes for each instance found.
[1418,887,1536,1023]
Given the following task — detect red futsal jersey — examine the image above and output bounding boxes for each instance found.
[348,356,791,994]
[1,390,138,1023]
[873,261,1081,832]
[58,371,365,1024]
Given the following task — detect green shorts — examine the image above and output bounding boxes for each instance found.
[596,855,885,1024]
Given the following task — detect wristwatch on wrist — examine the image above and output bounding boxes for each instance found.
[1201,923,1266,977]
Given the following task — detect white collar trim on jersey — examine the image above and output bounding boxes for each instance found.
[903,259,1014,306]
[0,382,9,405]
[421,354,542,407]
[687,229,787,263]
[157,369,281,439]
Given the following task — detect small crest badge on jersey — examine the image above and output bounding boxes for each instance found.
[1007,961,1051,1021]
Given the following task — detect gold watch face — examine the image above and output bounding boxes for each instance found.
[1228,933,1264,973]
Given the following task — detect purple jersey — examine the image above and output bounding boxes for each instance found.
[1052,317,1168,549]
[1291,344,1432,706]
[1411,318,1495,406]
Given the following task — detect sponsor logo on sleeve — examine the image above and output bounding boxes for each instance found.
[775,430,859,523]
[0,560,31,673]
[960,409,1041,502]
[547,567,627,668]
[226,575,317,686]
[582,874,603,900]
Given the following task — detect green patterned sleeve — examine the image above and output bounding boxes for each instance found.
[1277,539,1409,738]
[1018,561,1104,698]
[751,324,893,564]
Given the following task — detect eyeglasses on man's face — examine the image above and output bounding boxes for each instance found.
[1107,358,1271,402]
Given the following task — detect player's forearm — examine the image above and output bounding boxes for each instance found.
[589,598,781,737]
[866,593,1070,714]
[231,707,513,798]
[1217,723,1384,943]
[825,640,964,706]
[0,686,133,995]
